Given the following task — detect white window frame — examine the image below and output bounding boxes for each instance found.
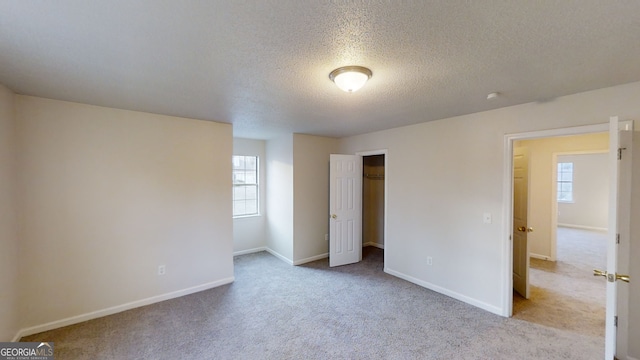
[232,155,259,217]
[557,161,574,203]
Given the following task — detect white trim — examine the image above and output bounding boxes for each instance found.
[293,253,328,265]
[232,214,262,219]
[501,133,515,317]
[237,247,323,265]
[557,223,608,232]
[233,247,267,256]
[555,149,609,156]
[363,241,384,249]
[265,248,293,265]
[385,268,502,316]
[530,253,550,261]
[14,277,234,339]
[356,149,389,157]
[502,121,621,318]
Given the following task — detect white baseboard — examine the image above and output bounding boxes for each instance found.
[14,277,234,340]
[530,253,551,261]
[293,253,328,265]
[265,248,293,265]
[264,248,328,266]
[233,247,267,256]
[384,268,503,317]
[557,223,607,232]
[363,242,384,249]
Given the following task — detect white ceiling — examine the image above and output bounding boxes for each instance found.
[1,1,640,139]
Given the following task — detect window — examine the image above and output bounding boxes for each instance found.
[557,162,573,202]
[233,155,259,217]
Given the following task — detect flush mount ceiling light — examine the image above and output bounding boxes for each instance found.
[329,66,372,93]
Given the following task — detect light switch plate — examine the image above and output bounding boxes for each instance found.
[483,212,492,224]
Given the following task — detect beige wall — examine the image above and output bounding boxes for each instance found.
[16,96,234,332]
[292,134,339,263]
[264,134,338,264]
[0,84,19,341]
[233,138,267,254]
[339,81,640,314]
[265,134,294,262]
[557,153,609,230]
[516,133,608,259]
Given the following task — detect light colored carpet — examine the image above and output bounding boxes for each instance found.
[23,246,603,359]
[513,227,607,339]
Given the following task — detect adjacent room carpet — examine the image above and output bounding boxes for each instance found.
[513,227,607,340]
[23,246,602,359]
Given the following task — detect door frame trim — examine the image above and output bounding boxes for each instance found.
[357,149,388,270]
[502,123,610,316]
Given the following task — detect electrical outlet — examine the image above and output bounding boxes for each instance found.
[427,257,433,266]
[158,265,166,275]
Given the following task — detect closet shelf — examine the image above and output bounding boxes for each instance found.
[364,174,385,180]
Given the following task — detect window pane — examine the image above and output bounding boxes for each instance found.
[245,171,257,184]
[233,201,246,216]
[560,162,573,171]
[232,155,259,216]
[246,156,256,170]
[245,200,257,215]
[557,162,573,202]
[245,185,257,200]
[233,171,246,184]
[234,186,246,201]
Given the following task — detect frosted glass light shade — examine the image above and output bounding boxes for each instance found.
[329,66,372,93]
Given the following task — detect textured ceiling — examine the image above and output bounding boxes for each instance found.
[1,1,640,139]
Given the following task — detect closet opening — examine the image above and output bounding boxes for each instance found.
[362,154,385,257]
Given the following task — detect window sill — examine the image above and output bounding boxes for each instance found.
[233,214,261,219]
[557,200,575,204]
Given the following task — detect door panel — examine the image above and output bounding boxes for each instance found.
[614,129,638,360]
[628,136,639,357]
[513,146,530,299]
[605,118,621,359]
[329,154,362,267]
[605,118,636,359]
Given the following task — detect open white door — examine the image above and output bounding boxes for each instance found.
[623,132,640,360]
[329,154,362,267]
[513,146,531,298]
[603,117,634,359]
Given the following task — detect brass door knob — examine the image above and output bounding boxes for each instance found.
[331,214,337,219]
[616,274,630,283]
[593,270,630,283]
[517,226,526,232]
[527,227,534,233]
[593,269,607,278]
